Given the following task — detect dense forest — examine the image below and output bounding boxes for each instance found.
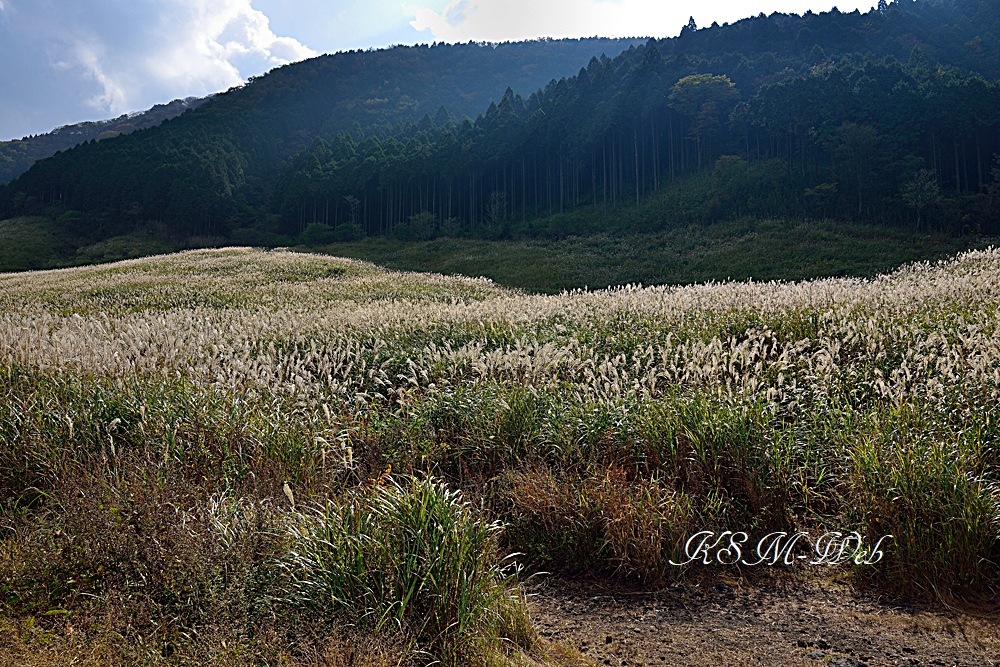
[0,97,208,184]
[272,53,1000,242]
[3,0,1000,251]
[0,38,643,239]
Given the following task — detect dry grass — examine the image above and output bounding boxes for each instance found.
[1,246,999,661]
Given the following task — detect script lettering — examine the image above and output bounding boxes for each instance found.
[742,531,808,566]
[715,531,748,564]
[669,529,892,566]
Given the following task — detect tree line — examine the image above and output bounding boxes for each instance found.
[274,48,1000,241]
[3,0,1000,244]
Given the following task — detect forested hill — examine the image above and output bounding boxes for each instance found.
[3,0,1000,258]
[0,38,644,239]
[0,97,209,185]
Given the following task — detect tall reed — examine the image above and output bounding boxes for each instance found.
[281,476,535,666]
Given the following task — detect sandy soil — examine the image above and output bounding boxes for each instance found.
[529,573,1000,667]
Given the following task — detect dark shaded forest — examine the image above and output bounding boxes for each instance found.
[272,56,1000,242]
[3,0,1000,252]
[0,97,208,185]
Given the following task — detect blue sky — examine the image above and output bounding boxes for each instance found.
[0,0,877,141]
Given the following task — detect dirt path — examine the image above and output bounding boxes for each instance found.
[529,574,999,667]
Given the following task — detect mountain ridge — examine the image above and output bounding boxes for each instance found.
[2,0,999,276]
[0,96,210,184]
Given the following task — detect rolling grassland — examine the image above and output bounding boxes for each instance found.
[0,248,998,665]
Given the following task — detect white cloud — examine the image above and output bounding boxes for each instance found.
[411,0,877,42]
[178,0,316,66]
[73,41,130,113]
[141,0,317,107]
[0,0,881,140]
[1,0,316,117]
[255,0,426,51]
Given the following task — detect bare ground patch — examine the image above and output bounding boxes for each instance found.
[530,574,999,667]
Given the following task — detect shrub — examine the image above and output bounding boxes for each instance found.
[301,223,336,246]
[500,466,696,583]
[281,475,535,666]
[847,411,999,595]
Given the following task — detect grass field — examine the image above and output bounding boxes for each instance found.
[0,217,77,272]
[0,216,180,274]
[3,210,993,296]
[314,219,995,293]
[1,247,998,665]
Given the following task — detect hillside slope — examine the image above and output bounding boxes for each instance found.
[3,0,1000,274]
[0,97,208,185]
[1,246,997,662]
[0,38,643,238]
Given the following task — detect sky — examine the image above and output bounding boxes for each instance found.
[0,0,878,142]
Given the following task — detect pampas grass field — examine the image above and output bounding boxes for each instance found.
[1,247,997,664]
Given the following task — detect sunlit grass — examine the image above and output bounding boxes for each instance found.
[283,476,534,666]
[1,246,998,662]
